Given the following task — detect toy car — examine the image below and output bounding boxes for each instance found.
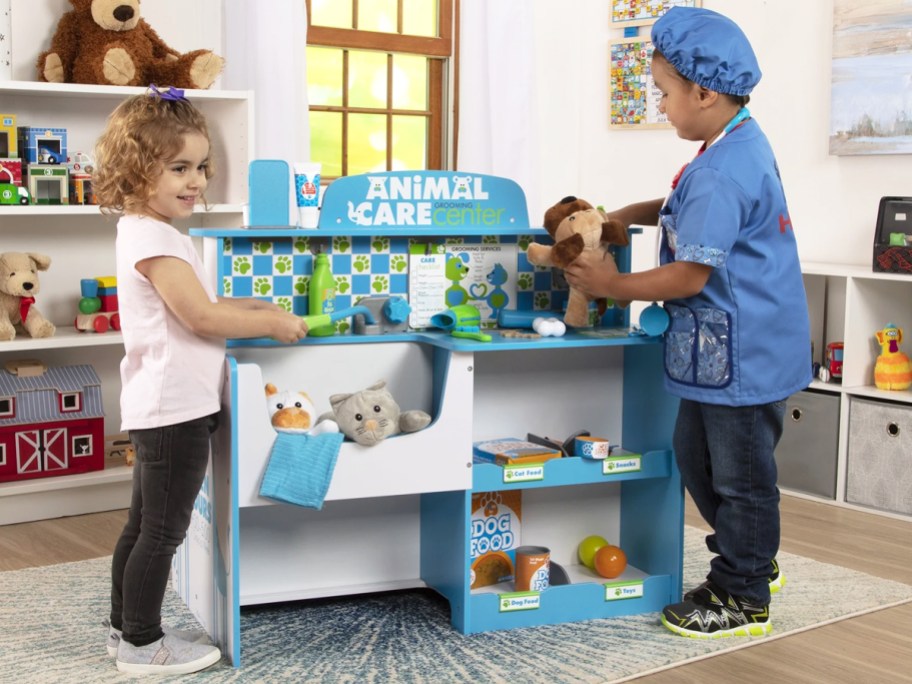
[68,151,95,176]
[0,183,29,205]
[37,147,60,164]
[826,341,844,380]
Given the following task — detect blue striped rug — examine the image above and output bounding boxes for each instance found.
[1,526,910,683]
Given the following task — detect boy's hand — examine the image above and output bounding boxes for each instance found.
[563,249,620,300]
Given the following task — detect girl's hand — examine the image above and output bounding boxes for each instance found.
[271,311,309,343]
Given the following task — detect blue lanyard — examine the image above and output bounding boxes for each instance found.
[723,107,751,135]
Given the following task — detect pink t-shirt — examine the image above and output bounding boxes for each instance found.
[116,214,225,430]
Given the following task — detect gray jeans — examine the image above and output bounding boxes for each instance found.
[110,413,217,646]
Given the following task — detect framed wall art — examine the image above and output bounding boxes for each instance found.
[611,0,701,28]
[609,37,669,129]
[829,0,912,156]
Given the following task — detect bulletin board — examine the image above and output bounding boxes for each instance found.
[609,38,669,129]
[611,0,701,27]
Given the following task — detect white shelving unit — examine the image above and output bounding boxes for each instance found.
[0,81,252,524]
[795,261,912,521]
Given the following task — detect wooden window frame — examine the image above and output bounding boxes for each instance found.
[306,0,454,173]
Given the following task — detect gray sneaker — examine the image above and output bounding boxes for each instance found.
[106,623,210,657]
[116,633,221,675]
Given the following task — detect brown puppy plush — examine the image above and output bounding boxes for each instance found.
[527,196,629,327]
[37,0,224,89]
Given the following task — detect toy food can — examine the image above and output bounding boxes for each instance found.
[576,436,610,460]
[514,545,550,592]
[470,490,522,589]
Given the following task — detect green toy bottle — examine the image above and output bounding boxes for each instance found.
[308,252,336,337]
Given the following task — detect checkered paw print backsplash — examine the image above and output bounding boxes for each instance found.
[220,233,573,332]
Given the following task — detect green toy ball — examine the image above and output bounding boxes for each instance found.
[578,534,609,569]
[79,297,101,314]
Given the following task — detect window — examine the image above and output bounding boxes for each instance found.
[72,435,93,457]
[59,391,82,413]
[0,396,14,418]
[306,0,454,179]
[0,442,5,467]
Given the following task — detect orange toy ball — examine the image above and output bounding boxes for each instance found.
[594,544,627,579]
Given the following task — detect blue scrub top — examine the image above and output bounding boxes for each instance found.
[659,118,812,406]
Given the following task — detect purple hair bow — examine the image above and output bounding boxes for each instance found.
[148,84,187,102]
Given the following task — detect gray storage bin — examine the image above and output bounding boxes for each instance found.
[846,398,912,516]
[776,390,839,499]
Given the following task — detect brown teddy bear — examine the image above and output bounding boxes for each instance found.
[527,196,629,328]
[0,252,56,341]
[37,0,224,89]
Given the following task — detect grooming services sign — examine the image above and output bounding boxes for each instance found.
[319,171,530,231]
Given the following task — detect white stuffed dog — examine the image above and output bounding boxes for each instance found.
[0,252,56,341]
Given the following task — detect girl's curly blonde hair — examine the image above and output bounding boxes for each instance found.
[93,91,215,214]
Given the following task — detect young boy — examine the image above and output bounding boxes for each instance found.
[565,7,811,638]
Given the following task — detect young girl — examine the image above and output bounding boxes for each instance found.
[565,8,811,638]
[94,86,310,674]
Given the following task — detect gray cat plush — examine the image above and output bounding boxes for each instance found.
[323,380,431,447]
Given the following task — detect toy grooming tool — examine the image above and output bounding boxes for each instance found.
[302,305,376,333]
[430,304,492,342]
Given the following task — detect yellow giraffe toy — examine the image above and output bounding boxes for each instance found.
[874,323,912,390]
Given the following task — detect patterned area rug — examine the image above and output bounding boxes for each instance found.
[2,526,910,683]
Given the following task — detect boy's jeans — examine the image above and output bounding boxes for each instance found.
[110,414,217,646]
[673,398,786,605]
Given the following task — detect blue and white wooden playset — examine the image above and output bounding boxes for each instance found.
[177,168,682,667]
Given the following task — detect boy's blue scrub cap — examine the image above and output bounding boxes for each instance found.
[651,7,761,96]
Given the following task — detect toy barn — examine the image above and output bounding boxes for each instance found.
[0,363,105,483]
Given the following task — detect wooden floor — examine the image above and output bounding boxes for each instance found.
[1,495,911,683]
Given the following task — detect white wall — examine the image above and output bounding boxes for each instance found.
[10,0,904,267]
[531,0,906,267]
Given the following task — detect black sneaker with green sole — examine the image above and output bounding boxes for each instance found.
[683,558,786,602]
[662,581,772,638]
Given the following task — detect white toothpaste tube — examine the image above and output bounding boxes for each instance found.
[294,161,321,228]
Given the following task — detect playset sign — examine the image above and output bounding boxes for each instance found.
[319,171,530,231]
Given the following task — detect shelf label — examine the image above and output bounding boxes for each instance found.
[499,591,541,612]
[602,455,641,476]
[604,580,644,601]
[503,464,545,483]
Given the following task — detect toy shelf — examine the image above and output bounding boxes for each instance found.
[795,261,912,521]
[0,82,252,524]
[0,460,133,525]
[471,449,672,492]
[421,447,682,633]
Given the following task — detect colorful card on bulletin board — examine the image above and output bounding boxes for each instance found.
[610,38,669,129]
[319,171,530,231]
[611,0,701,27]
[408,242,518,329]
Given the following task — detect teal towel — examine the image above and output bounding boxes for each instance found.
[259,432,345,509]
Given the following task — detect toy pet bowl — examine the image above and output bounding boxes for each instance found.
[638,303,670,336]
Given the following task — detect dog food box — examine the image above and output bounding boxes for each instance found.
[469,490,522,589]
